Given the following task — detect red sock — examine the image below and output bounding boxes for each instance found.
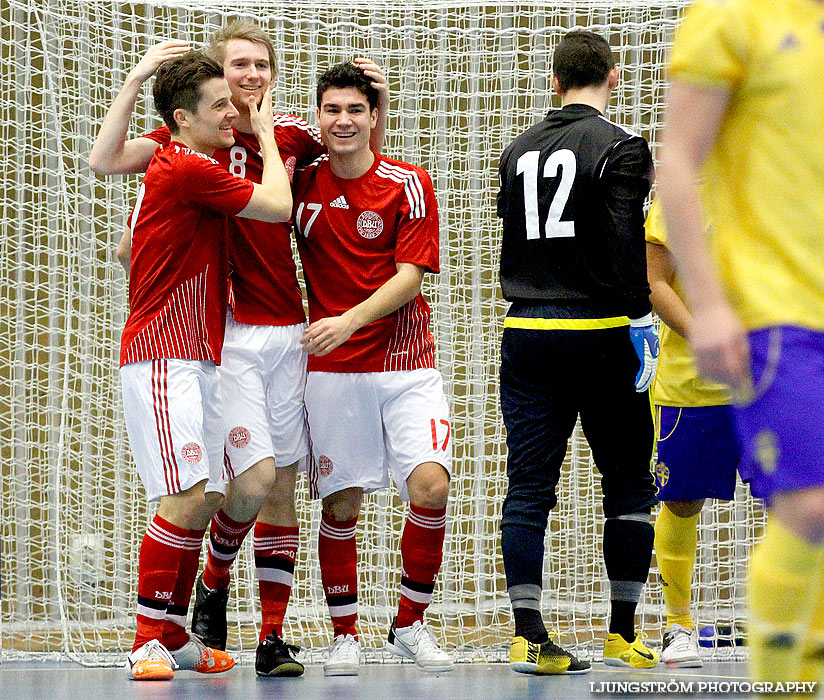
[396,504,446,629]
[318,512,359,638]
[161,526,205,651]
[254,523,299,641]
[134,515,191,652]
[201,509,255,591]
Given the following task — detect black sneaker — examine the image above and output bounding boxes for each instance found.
[191,573,229,651]
[255,631,304,677]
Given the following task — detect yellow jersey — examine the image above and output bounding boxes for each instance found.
[670,0,824,332]
[645,198,731,407]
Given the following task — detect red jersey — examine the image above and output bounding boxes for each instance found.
[144,114,325,326]
[293,153,440,373]
[120,142,254,367]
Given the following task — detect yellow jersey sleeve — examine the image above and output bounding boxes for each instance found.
[667,0,824,333]
[670,0,749,89]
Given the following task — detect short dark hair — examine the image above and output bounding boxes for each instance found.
[153,50,225,134]
[316,61,378,111]
[552,30,615,92]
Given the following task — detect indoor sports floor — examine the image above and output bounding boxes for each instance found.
[1,658,753,700]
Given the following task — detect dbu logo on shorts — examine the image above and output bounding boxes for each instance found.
[181,442,203,464]
[318,455,334,476]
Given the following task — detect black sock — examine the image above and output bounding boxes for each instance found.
[609,601,637,642]
[603,517,654,642]
[502,525,548,644]
[513,608,549,644]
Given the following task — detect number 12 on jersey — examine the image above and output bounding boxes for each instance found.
[516,148,576,240]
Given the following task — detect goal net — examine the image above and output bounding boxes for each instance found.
[0,0,764,664]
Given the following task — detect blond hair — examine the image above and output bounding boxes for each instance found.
[207,18,278,78]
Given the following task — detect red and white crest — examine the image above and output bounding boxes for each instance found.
[318,455,334,476]
[356,210,383,239]
[181,442,203,464]
[228,426,251,449]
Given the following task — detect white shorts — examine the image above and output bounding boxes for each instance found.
[121,359,224,503]
[304,368,452,500]
[219,312,309,480]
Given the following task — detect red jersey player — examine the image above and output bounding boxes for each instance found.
[107,51,292,680]
[292,62,453,675]
[89,21,388,677]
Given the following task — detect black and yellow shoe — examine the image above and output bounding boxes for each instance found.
[510,636,591,675]
[603,633,659,668]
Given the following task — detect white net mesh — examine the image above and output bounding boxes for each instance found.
[0,0,765,664]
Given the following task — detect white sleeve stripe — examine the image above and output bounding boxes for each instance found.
[376,161,417,177]
[404,180,423,219]
[597,115,640,138]
[375,164,426,219]
[409,171,425,217]
[272,114,323,144]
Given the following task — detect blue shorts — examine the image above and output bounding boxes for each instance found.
[735,327,824,504]
[655,405,744,502]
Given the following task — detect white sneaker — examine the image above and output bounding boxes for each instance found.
[324,634,361,676]
[661,624,703,668]
[125,639,178,681]
[386,619,454,672]
[170,634,235,674]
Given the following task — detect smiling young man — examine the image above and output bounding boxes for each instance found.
[292,62,453,676]
[111,50,292,681]
[90,20,388,677]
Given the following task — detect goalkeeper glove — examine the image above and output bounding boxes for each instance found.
[629,314,659,393]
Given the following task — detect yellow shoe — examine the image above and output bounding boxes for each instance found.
[603,633,659,668]
[510,636,591,675]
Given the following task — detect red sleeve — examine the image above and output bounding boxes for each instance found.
[142,125,171,146]
[178,154,254,216]
[394,167,440,274]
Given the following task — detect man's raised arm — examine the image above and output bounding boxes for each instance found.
[89,40,190,175]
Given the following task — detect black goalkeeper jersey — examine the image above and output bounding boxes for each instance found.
[497,103,653,320]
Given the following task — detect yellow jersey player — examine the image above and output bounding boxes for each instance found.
[658,0,824,690]
[646,197,760,667]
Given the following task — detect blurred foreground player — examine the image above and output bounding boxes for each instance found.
[659,1,824,691]
[293,62,453,676]
[497,29,659,675]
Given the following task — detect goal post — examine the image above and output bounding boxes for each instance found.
[0,0,763,664]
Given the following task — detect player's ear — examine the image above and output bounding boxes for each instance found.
[551,74,563,96]
[173,107,190,131]
[370,107,378,129]
[608,66,619,90]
